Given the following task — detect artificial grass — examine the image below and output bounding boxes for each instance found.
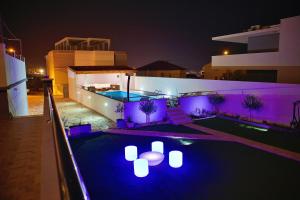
[195,117,300,153]
[70,133,300,200]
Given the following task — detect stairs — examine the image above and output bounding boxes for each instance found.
[167,107,192,125]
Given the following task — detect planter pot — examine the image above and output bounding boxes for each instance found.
[127,122,135,128]
[116,119,127,129]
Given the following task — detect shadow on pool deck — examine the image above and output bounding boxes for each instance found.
[69,133,300,200]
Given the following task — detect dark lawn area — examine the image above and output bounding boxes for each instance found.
[133,124,206,134]
[70,133,300,200]
[195,117,300,153]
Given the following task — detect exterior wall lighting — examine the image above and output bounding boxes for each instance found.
[104,102,108,107]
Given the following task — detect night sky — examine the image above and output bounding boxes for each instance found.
[1,0,299,70]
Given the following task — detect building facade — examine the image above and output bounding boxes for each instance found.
[211,15,300,83]
[46,37,128,95]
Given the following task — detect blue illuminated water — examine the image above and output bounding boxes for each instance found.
[97,91,143,101]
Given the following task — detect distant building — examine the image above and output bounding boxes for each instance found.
[211,15,300,83]
[46,37,128,95]
[136,61,186,78]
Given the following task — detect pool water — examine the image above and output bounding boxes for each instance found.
[97,91,145,101]
[69,133,300,200]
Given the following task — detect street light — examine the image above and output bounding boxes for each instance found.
[223,50,229,55]
[8,48,15,53]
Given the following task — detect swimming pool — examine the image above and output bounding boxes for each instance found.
[69,133,300,200]
[97,91,152,102]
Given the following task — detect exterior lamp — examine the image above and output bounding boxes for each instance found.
[223,50,229,55]
[134,158,149,177]
[151,141,164,154]
[125,145,137,161]
[169,150,183,168]
[140,151,164,166]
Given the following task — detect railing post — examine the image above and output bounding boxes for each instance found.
[43,78,53,121]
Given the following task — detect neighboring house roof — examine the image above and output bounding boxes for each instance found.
[137,61,186,71]
[68,66,135,74]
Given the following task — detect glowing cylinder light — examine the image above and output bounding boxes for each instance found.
[125,146,137,161]
[134,159,149,177]
[151,141,164,154]
[169,151,183,168]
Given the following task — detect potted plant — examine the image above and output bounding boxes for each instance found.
[242,94,263,122]
[139,99,157,124]
[208,94,225,114]
[126,116,134,128]
[115,103,126,128]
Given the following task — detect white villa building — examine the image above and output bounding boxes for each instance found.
[46,37,128,95]
[212,15,300,84]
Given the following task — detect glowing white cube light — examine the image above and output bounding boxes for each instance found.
[125,146,137,161]
[134,159,149,177]
[151,141,164,154]
[169,150,183,168]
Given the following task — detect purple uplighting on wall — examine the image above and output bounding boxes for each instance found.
[179,96,212,116]
[124,99,167,124]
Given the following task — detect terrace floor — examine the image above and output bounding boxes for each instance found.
[27,93,44,115]
[0,116,44,200]
[55,97,115,131]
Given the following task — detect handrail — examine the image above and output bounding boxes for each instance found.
[47,88,90,200]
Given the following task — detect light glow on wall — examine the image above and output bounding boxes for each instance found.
[104,102,108,107]
[125,145,137,161]
[139,151,164,166]
[88,96,91,100]
[151,141,164,154]
[134,159,149,177]
[169,150,183,168]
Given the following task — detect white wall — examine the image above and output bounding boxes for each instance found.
[133,76,300,96]
[74,51,115,66]
[0,44,28,116]
[76,88,122,122]
[134,76,300,126]
[212,52,280,67]
[279,15,300,66]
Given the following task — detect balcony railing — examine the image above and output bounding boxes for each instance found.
[47,87,90,200]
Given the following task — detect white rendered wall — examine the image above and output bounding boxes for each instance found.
[278,15,300,66]
[74,51,115,66]
[0,44,28,116]
[75,88,122,122]
[133,76,300,126]
[212,16,300,68]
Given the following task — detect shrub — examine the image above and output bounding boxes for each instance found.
[208,94,225,114]
[242,95,263,121]
[139,100,157,123]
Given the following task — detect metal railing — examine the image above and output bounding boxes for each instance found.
[47,88,90,200]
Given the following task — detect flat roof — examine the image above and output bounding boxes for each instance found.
[55,37,110,46]
[212,25,280,43]
[69,66,136,74]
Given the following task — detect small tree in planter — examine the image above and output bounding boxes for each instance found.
[208,94,225,114]
[139,99,157,124]
[242,94,263,121]
[115,103,126,128]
